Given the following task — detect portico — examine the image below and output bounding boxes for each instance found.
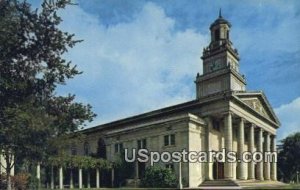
[204,110,277,182]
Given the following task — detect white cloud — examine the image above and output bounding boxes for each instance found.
[56,2,208,125]
[275,97,300,141]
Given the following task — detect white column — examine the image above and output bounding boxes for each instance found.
[257,128,264,180]
[111,168,115,187]
[205,117,214,180]
[79,168,82,189]
[87,169,91,188]
[70,169,74,189]
[271,135,277,180]
[135,161,139,187]
[224,112,233,179]
[36,162,41,188]
[96,168,100,188]
[238,118,246,180]
[59,166,63,189]
[264,132,271,180]
[178,162,183,189]
[135,161,139,179]
[248,124,255,180]
[50,166,54,189]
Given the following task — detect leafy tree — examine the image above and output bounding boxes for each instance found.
[278,132,300,182]
[47,154,111,170]
[141,166,177,188]
[113,152,135,187]
[0,0,96,189]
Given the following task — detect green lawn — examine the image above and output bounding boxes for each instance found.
[42,184,300,189]
[243,184,300,189]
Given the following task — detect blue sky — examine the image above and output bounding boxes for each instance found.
[28,0,300,141]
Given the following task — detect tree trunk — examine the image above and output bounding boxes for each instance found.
[4,151,12,190]
[6,170,12,190]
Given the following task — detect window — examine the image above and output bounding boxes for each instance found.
[115,143,123,153]
[137,139,147,149]
[213,120,220,131]
[166,163,174,171]
[83,142,90,156]
[215,29,220,41]
[164,134,175,146]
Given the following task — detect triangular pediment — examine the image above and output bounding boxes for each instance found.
[234,91,280,126]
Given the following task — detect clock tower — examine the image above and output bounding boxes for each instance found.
[195,10,246,98]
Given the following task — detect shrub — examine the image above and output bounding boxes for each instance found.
[0,174,7,189]
[141,166,177,188]
[11,173,29,190]
[27,174,39,190]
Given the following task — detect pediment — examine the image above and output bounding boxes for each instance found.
[234,92,280,126]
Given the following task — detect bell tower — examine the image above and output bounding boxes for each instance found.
[195,10,246,98]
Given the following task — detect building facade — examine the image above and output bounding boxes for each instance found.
[47,13,280,188]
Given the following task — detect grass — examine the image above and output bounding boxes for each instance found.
[242,183,300,189]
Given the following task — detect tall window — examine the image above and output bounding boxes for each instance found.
[97,138,106,159]
[115,143,123,153]
[213,120,220,131]
[84,142,90,156]
[137,139,147,149]
[215,29,220,41]
[164,134,175,146]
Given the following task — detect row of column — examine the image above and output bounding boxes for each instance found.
[36,165,106,189]
[55,167,103,189]
[223,112,277,181]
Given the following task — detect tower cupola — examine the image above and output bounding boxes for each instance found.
[195,10,246,99]
[209,9,231,45]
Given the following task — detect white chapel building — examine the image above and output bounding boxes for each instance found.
[67,12,280,188]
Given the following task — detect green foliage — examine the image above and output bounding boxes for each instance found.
[141,166,177,188]
[0,1,96,189]
[278,132,300,182]
[47,154,111,170]
[113,152,135,186]
[26,175,39,190]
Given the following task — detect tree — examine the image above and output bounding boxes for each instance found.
[0,0,96,189]
[113,151,135,187]
[278,132,300,182]
[141,166,177,188]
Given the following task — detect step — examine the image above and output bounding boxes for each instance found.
[200,180,239,187]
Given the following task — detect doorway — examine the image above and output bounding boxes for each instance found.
[213,161,224,179]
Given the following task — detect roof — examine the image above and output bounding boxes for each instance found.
[210,10,231,29]
[233,91,281,127]
[80,99,199,134]
[79,90,280,135]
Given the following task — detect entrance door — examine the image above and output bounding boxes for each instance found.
[138,162,146,178]
[213,162,224,179]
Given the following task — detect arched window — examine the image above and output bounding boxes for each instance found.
[97,138,106,159]
[84,142,90,156]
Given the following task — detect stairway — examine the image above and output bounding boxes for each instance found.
[124,178,140,188]
[199,179,239,187]
[236,180,288,189]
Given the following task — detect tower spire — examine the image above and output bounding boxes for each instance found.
[219,8,222,18]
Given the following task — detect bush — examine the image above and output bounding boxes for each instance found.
[11,173,29,190]
[141,166,177,188]
[27,174,39,190]
[0,174,7,189]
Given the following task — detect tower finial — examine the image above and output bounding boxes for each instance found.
[219,8,222,18]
